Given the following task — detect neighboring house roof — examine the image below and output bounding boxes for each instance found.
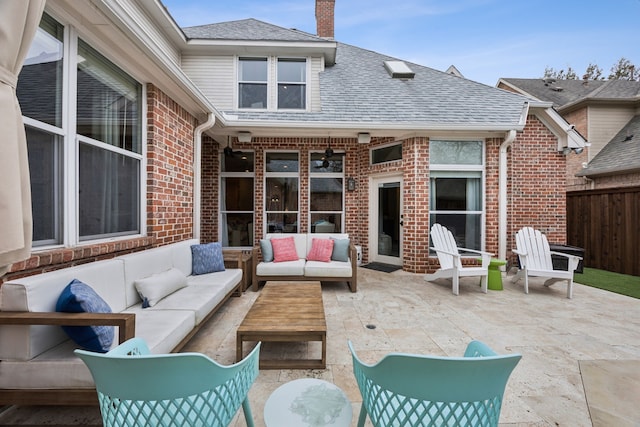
[498,78,640,111]
[577,115,640,177]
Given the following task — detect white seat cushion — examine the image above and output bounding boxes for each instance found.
[305,260,352,277]
[256,259,305,276]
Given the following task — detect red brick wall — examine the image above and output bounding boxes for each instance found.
[3,84,198,282]
[507,114,568,266]
[146,85,197,245]
[200,136,218,243]
[200,125,568,275]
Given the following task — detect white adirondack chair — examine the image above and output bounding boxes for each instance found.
[512,227,582,299]
[424,223,493,295]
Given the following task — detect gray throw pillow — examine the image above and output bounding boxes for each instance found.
[331,238,350,262]
[260,239,274,262]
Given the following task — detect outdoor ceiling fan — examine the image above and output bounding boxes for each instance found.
[323,138,346,159]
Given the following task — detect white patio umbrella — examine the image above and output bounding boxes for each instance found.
[0,0,45,276]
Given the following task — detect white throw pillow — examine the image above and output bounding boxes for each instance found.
[134,268,187,307]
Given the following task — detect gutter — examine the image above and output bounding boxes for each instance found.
[193,113,216,239]
[498,129,517,265]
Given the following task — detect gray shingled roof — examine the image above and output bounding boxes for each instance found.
[577,115,640,177]
[182,18,324,43]
[220,36,532,127]
[500,78,640,109]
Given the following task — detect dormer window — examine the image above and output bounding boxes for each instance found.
[238,58,268,109]
[237,57,308,110]
[277,58,306,109]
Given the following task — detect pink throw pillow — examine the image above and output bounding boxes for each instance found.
[271,237,299,262]
[307,238,334,263]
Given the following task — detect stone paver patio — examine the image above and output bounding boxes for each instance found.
[1,267,639,426]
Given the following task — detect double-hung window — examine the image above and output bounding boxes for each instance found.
[18,13,143,247]
[238,58,267,109]
[277,58,306,109]
[264,152,299,234]
[238,57,307,110]
[429,140,484,252]
[309,152,344,233]
[220,150,255,247]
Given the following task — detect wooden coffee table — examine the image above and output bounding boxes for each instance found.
[236,281,327,369]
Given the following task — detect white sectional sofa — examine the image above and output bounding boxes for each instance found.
[0,239,243,406]
[252,233,357,292]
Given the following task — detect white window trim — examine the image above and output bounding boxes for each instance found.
[236,56,309,111]
[29,23,146,251]
[219,151,256,248]
[308,150,345,232]
[429,139,487,253]
[263,150,300,235]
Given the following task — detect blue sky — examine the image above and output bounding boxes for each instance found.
[162,0,640,86]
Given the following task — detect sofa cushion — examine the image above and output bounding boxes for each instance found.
[271,236,299,262]
[260,239,274,262]
[134,268,187,308]
[307,238,334,262]
[191,242,225,275]
[331,238,351,262]
[256,259,306,276]
[268,234,308,259]
[305,260,353,278]
[55,279,114,353]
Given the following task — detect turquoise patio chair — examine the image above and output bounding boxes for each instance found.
[75,338,261,427]
[349,340,521,427]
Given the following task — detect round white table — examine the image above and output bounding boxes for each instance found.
[263,378,352,427]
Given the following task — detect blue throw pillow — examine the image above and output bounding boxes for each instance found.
[56,279,114,353]
[331,238,350,262]
[191,242,225,275]
[260,239,274,262]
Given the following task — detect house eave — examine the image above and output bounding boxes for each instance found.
[576,165,640,178]
[183,39,338,65]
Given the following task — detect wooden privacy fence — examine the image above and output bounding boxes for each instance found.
[566,186,640,276]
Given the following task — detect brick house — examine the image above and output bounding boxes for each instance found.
[498,78,640,191]
[4,0,586,282]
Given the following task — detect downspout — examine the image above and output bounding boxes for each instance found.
[498,129,516,264]
[193,113,216,239]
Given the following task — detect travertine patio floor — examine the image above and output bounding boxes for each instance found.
[1,267,639,426]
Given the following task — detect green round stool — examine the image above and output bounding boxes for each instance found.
[487,258,507,290]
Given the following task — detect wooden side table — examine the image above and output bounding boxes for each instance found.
[223,249,253,292]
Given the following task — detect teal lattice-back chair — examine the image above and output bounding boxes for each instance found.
[348,340,521,427]
[75,338,261,427]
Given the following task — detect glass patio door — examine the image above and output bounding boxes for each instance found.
[370,175,403,265]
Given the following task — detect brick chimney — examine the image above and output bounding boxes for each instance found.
[315,0,335,39]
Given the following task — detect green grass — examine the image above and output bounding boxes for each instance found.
[574,267,640,299]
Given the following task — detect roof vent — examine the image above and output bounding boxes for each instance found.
[384,61,415,79]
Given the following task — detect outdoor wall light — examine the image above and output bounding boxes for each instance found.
[237,131,252,143]
[573,147,584,154]
[347,177,357,191]
[357,132,371,144]
[561,147,572,155]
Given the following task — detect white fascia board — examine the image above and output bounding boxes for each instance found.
[530,105,589,150]
[184,39,338,65]
[92,0,221,119]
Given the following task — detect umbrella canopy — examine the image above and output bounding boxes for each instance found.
[0,0,45,276]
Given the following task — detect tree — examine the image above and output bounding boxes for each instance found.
[543,57,636,81]
[583,63,604,80]
[608,57,636,80]
[544,66,578,80]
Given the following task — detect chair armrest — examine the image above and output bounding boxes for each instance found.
[429,247,460,258]
[549,251,582,261]
[512,249,526,256]
[549,251,582,272]
[0,312,136,344]
[457,247,494,257]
